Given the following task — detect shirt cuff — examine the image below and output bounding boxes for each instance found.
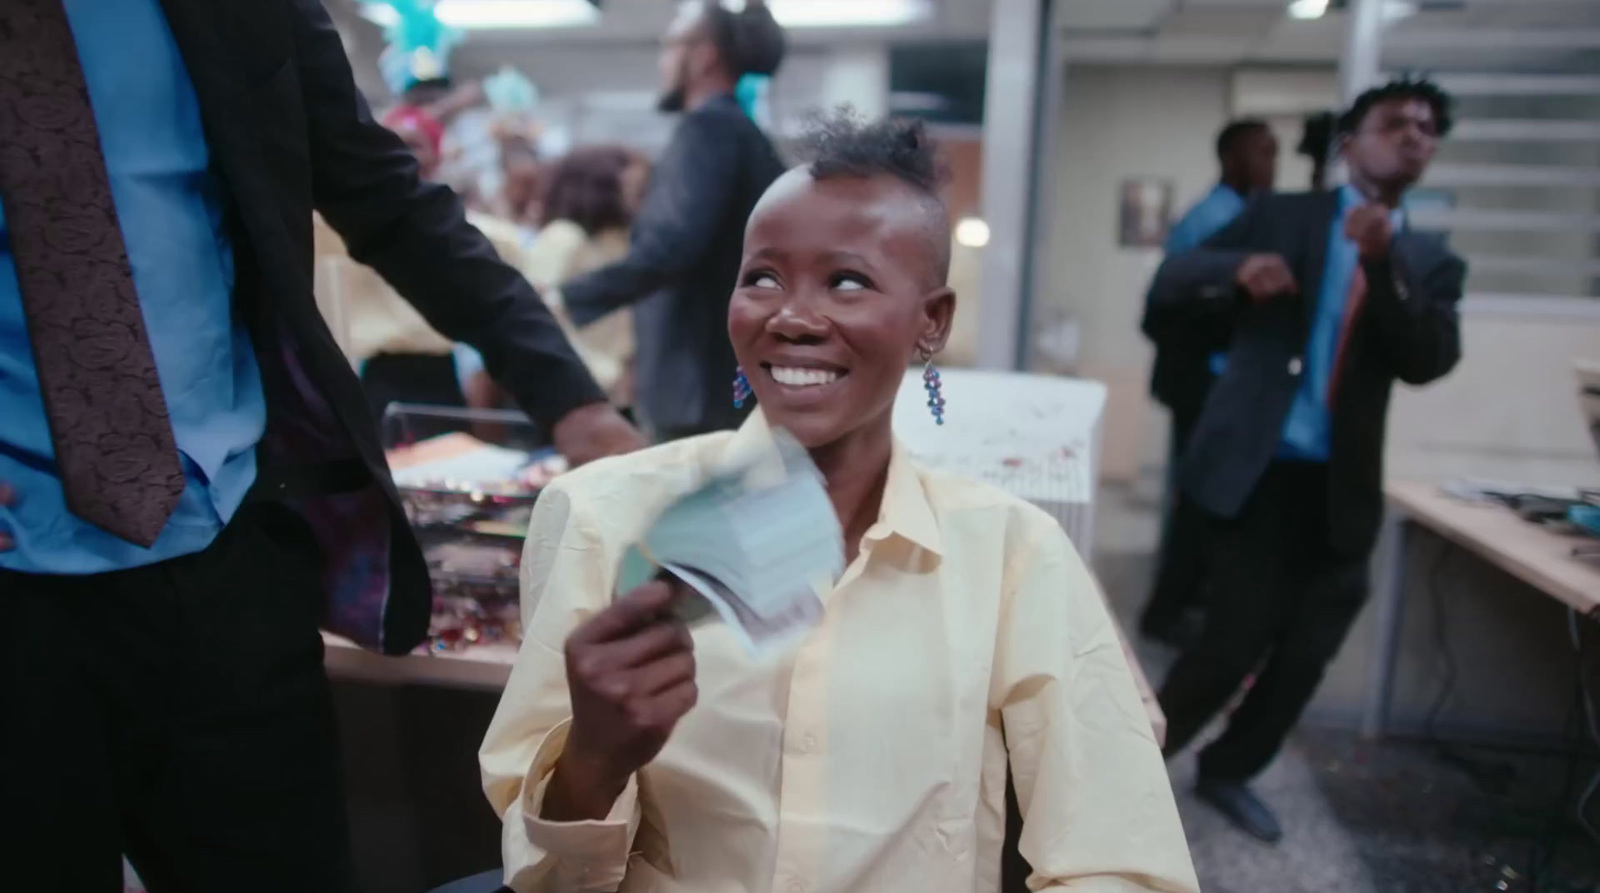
[520,720,640,891]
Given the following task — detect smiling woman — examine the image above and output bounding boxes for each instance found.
[478,111,1200,893]
[727,113,954,467]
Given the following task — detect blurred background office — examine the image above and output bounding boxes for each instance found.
[297,1,1599,891]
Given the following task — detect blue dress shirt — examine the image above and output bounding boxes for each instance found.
[1277,184,1406,461]
[0,0,266,574]
[1164,183,1247,256]
[1165,185,1249,381]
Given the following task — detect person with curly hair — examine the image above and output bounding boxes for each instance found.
[523,146,652,407]
[479,112,1198,893]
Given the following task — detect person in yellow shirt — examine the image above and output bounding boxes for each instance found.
[479,113,1199,893]
[523,146,651,407]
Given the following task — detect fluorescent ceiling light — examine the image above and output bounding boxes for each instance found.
[1287,0,1329,20]
[366,0,600,30]
[955,218,991,249]
[725,0,932,29]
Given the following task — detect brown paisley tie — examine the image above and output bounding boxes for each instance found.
[0,0,185,548]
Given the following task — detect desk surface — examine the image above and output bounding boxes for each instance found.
[1387,480,1600,614]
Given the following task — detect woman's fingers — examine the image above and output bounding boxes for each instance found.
[570,580,679,646]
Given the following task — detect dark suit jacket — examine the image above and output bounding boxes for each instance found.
[153,0,606,653]
[561,94,787,436]
[1142,190,1466,556]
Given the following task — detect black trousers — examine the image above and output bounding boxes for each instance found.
[1140,407,1209,633]
[0,502,357,893]
[1157,461,1369,781]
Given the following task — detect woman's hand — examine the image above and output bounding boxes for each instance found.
[542,580,698,821]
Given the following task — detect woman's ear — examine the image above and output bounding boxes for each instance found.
[919,286,957,355]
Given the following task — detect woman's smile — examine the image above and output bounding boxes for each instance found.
[760,361,851,405]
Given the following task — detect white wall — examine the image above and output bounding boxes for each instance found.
[1034,65,1235,478]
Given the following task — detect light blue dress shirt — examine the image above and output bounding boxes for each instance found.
[1276,184,1405,461]
[1164,183,1247,256]
[0,0,266,574]
[1166,185,1250,381]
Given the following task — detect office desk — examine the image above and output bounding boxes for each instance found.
[1362,480,1600,737]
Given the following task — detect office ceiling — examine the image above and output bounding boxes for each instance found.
[326,0,1600,99]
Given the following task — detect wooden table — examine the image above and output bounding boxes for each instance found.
[1361,480,1600,737]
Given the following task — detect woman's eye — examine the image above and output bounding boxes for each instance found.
[833,275,869,292]
[747,273,781,289]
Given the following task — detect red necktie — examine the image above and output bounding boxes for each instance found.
[1326,265,1368,405]
[0,0,186,547]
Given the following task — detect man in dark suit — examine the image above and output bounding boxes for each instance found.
[1143,78,1464,842]
[0,1,641,889]
[1140,118,1278,649]
[560,0,789,442]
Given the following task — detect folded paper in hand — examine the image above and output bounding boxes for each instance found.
[618,429,845,654]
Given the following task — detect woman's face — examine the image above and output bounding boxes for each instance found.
[728,169,954,450]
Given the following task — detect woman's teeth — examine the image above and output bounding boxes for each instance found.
[770,366,841,387]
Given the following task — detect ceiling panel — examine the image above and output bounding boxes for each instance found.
[1057,0,1171,31]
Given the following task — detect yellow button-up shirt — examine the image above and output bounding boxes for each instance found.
[480,415,1198,893]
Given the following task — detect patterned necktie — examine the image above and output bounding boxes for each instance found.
[0,0,186,547]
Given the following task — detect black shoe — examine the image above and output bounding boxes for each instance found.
[1196,778,1282,843]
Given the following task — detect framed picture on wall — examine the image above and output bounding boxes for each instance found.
[1117,178,1175,249]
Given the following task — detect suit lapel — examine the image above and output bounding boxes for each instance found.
[1298,189,1343,339]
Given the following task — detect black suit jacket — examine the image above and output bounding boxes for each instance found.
[153,0,605,653]
[561,94,787,435]
[1142,191,1465,556]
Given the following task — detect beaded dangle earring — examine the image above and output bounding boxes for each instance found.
[733,366,753,409]
[921,349,945,426]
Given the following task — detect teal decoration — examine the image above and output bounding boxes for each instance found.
[362,0,460,96]
[735,74,769,123]
[483,67,539,113]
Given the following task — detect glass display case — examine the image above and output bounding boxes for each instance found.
[381,403,564,653]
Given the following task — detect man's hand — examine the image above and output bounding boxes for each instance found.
[1235,253,1298,303]
[1345,203,1395,260]
[543,580,698,822]
[551,403,646,467]
[0,482,14,552]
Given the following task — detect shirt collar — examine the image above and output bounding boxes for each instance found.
[1214,182,1247,203]
[1338,183,1407,231]
[722,411,944,559]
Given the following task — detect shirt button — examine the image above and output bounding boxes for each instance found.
[1288,357,1304,376]
[788,880,805,893]
[802,733,818,753]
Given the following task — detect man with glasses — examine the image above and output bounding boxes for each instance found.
[1142,78,1463,842]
